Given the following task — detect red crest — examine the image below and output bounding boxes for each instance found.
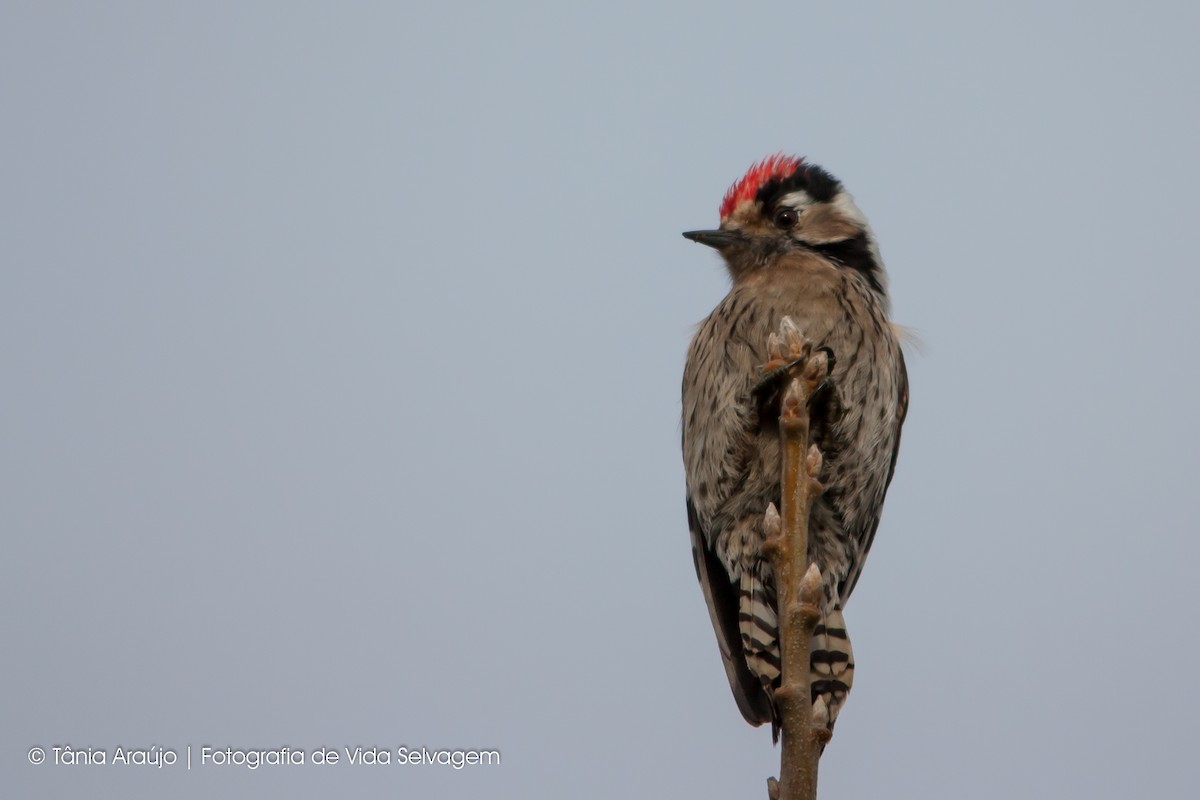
[719,154,803,221]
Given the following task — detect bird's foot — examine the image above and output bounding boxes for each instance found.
[753,316,835,403]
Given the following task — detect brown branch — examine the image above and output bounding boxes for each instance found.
[762,320,831,800]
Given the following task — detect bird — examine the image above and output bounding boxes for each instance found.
[681,153,907,740]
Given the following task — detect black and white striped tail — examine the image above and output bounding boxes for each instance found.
[737,575,855,740]
[738,572,782,694]
[810,602,854,733]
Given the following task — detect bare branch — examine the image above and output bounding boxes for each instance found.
[761,319,831,800]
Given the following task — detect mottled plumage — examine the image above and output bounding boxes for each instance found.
[682,155,907,739]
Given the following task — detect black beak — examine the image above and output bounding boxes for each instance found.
[682,229,747,251]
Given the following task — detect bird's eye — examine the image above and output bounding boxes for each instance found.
[774,207,799,228]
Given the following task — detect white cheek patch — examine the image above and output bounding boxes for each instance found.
[831,190,886,270]
[830,191,868,228]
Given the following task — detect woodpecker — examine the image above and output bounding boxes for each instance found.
[681,154,907,740]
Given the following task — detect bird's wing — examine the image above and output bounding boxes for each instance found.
[839,346,909,602]
[687,498,773,726]
[885,347,908,488]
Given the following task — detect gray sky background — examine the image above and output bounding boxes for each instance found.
[4,2,1198,798]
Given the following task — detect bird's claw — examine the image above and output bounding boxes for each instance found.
[753,317,835,402]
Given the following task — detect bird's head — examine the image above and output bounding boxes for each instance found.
[683,153,887,297]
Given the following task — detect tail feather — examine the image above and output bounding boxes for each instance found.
[737,571,781,691]
[738,573,857,742]
[810,602,854,732]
